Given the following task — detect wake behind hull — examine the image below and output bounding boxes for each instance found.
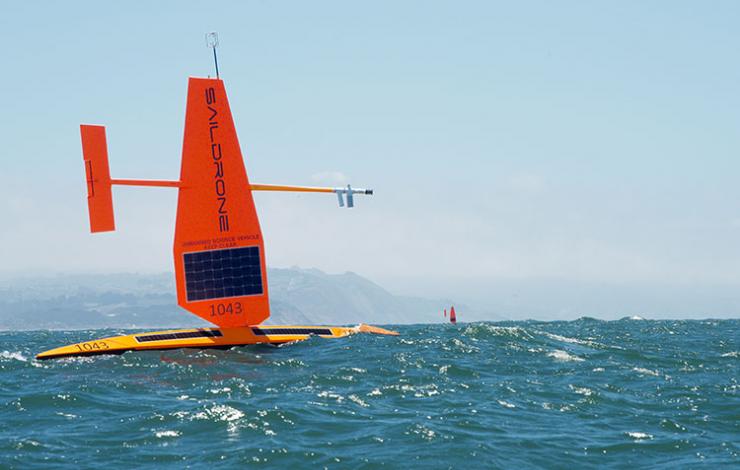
[36,324,398,360]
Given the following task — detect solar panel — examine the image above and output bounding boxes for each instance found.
[135,330,223,343]
[252,327,333,336]
[183,246,263,302]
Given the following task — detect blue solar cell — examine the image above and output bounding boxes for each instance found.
[183,246,264,301]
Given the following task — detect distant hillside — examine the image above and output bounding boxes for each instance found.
[0,268,468,330]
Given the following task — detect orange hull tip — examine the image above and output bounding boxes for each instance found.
[354,324,400,336]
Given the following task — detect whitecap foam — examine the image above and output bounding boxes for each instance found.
[154,430,181,438]
[451,338,480,353]
[208,404,244,422]
[317,390,345,403]
[14,439,41,449]
[545,333,591,346]
[207,404,245,434]
[410,424,437,441]
[547,350,584,362]
[569,384,593,396]
[497,400,516,409]
[0,351,27,362]
[543,332,611,349]
[721,351,738,358]
[348,394,369,408]
[626,431,652,440]
[464,324,534,340]
[632,367,660,377]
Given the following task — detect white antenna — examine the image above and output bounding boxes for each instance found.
[206,32,220,78]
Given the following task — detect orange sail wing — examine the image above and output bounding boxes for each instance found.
[173,77,270,327]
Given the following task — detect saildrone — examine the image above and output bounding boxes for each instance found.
[37,37,397,359]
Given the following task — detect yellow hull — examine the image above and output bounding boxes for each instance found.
[36,324,398,360]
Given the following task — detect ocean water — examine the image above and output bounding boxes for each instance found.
[0,319,737,469]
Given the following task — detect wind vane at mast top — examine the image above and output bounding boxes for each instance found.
[206,32,219,78]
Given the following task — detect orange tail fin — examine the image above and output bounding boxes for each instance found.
[80,125,115,233]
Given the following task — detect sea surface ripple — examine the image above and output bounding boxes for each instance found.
[1,319,738,468]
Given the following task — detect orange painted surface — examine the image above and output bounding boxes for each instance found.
[111,178,181,188]
[80,125,115,232]
[173,78,270,327]
[109,181,336,191]
[450,306,457,324]
[249,184,334,193]
[36,324,400,360]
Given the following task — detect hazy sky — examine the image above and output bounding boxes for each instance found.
[1,2,739,317]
